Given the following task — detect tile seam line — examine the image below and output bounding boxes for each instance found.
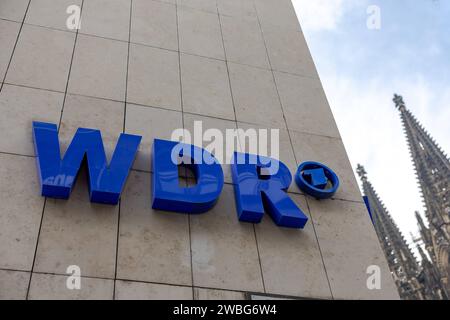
[5,0,37,301]
[0,17,23,24]
[2,82,343,138]
[0,0,31,94]
[114,277,264,296]
[0,142,361,200]
[126,170,363,203]
[113,0,133,301]
[177,2,218,15]
[215,1,239,134]
[26,198,47,300]
[175,2,195,296]
[252,0,335,298]
[305,197,335,300]
[252,0,295,296]
[216,0,264,294]
[26,0,85,300]
[2,61,318,100]
[17,268,310,299]
[0,151,364,203]
[25,270,115,282]
[2,167,363,211]
[177,2,305,35]
[0,267,31,274]
[0,151,35,159]
[56,1,84,134]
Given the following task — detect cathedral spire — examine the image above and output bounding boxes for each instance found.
[415,211,435,262]
[416,244,449,300]
[357,164,423,299]
[393,93,406,110]
[394,94,450,229]
[417,244,429,263]
[394,93,450,296]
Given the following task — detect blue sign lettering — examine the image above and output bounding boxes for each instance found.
[32,123,340,229]
[231,152,308,229]
[295,161,340,199]
[32,121,141,205]
[152,139,224,213]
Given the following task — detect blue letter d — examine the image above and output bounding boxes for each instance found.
[152,139,224,213]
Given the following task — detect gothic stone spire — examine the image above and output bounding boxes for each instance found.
[357,165,423,299]
[415,211,435,262]
[394,94,450,295]
[416,244,448,300]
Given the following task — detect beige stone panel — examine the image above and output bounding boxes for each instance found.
[228,62,285,129]
[178,6,224,60]
[0,154,45,271]
[221,15,270,69]
[0,20,20,81]
[131,0,178,51]
[255,194,331,299]
[127,44,181,111]
[274,72,341,138]
[0,84,63,156]
[190,184,264,292]
[68,34,128,101]
[80,0,131,41]
[117,171,192,286]
[254,0,301,31]
[217,0,256,18]
[183,113,239,183]
[307,198,400,300]
[236,122,301,194]
[59,94,124,161]
[290,131,362,203]
[0,270,30,300]
[28,273,114,300]
[261,24,318,78]
[6,25,75,92]
[115,280,193,300]
[34,171,119,279]
[181,53,234,120]
[194,288,246,300]
[125,104,183,172]
[177,0,217,14]
[0,0,29,22]
[26,0,82,32]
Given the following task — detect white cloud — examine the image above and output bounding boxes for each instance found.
[320,70,450,247]
[292,0,355,31]
[427,43,442,57]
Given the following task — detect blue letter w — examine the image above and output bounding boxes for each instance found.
[32,121,141,205]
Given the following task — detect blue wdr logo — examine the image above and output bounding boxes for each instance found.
[32,122,339,229]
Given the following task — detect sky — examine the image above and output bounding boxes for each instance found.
[291,0,450,247]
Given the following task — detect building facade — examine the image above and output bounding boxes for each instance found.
[0,0,398,299]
